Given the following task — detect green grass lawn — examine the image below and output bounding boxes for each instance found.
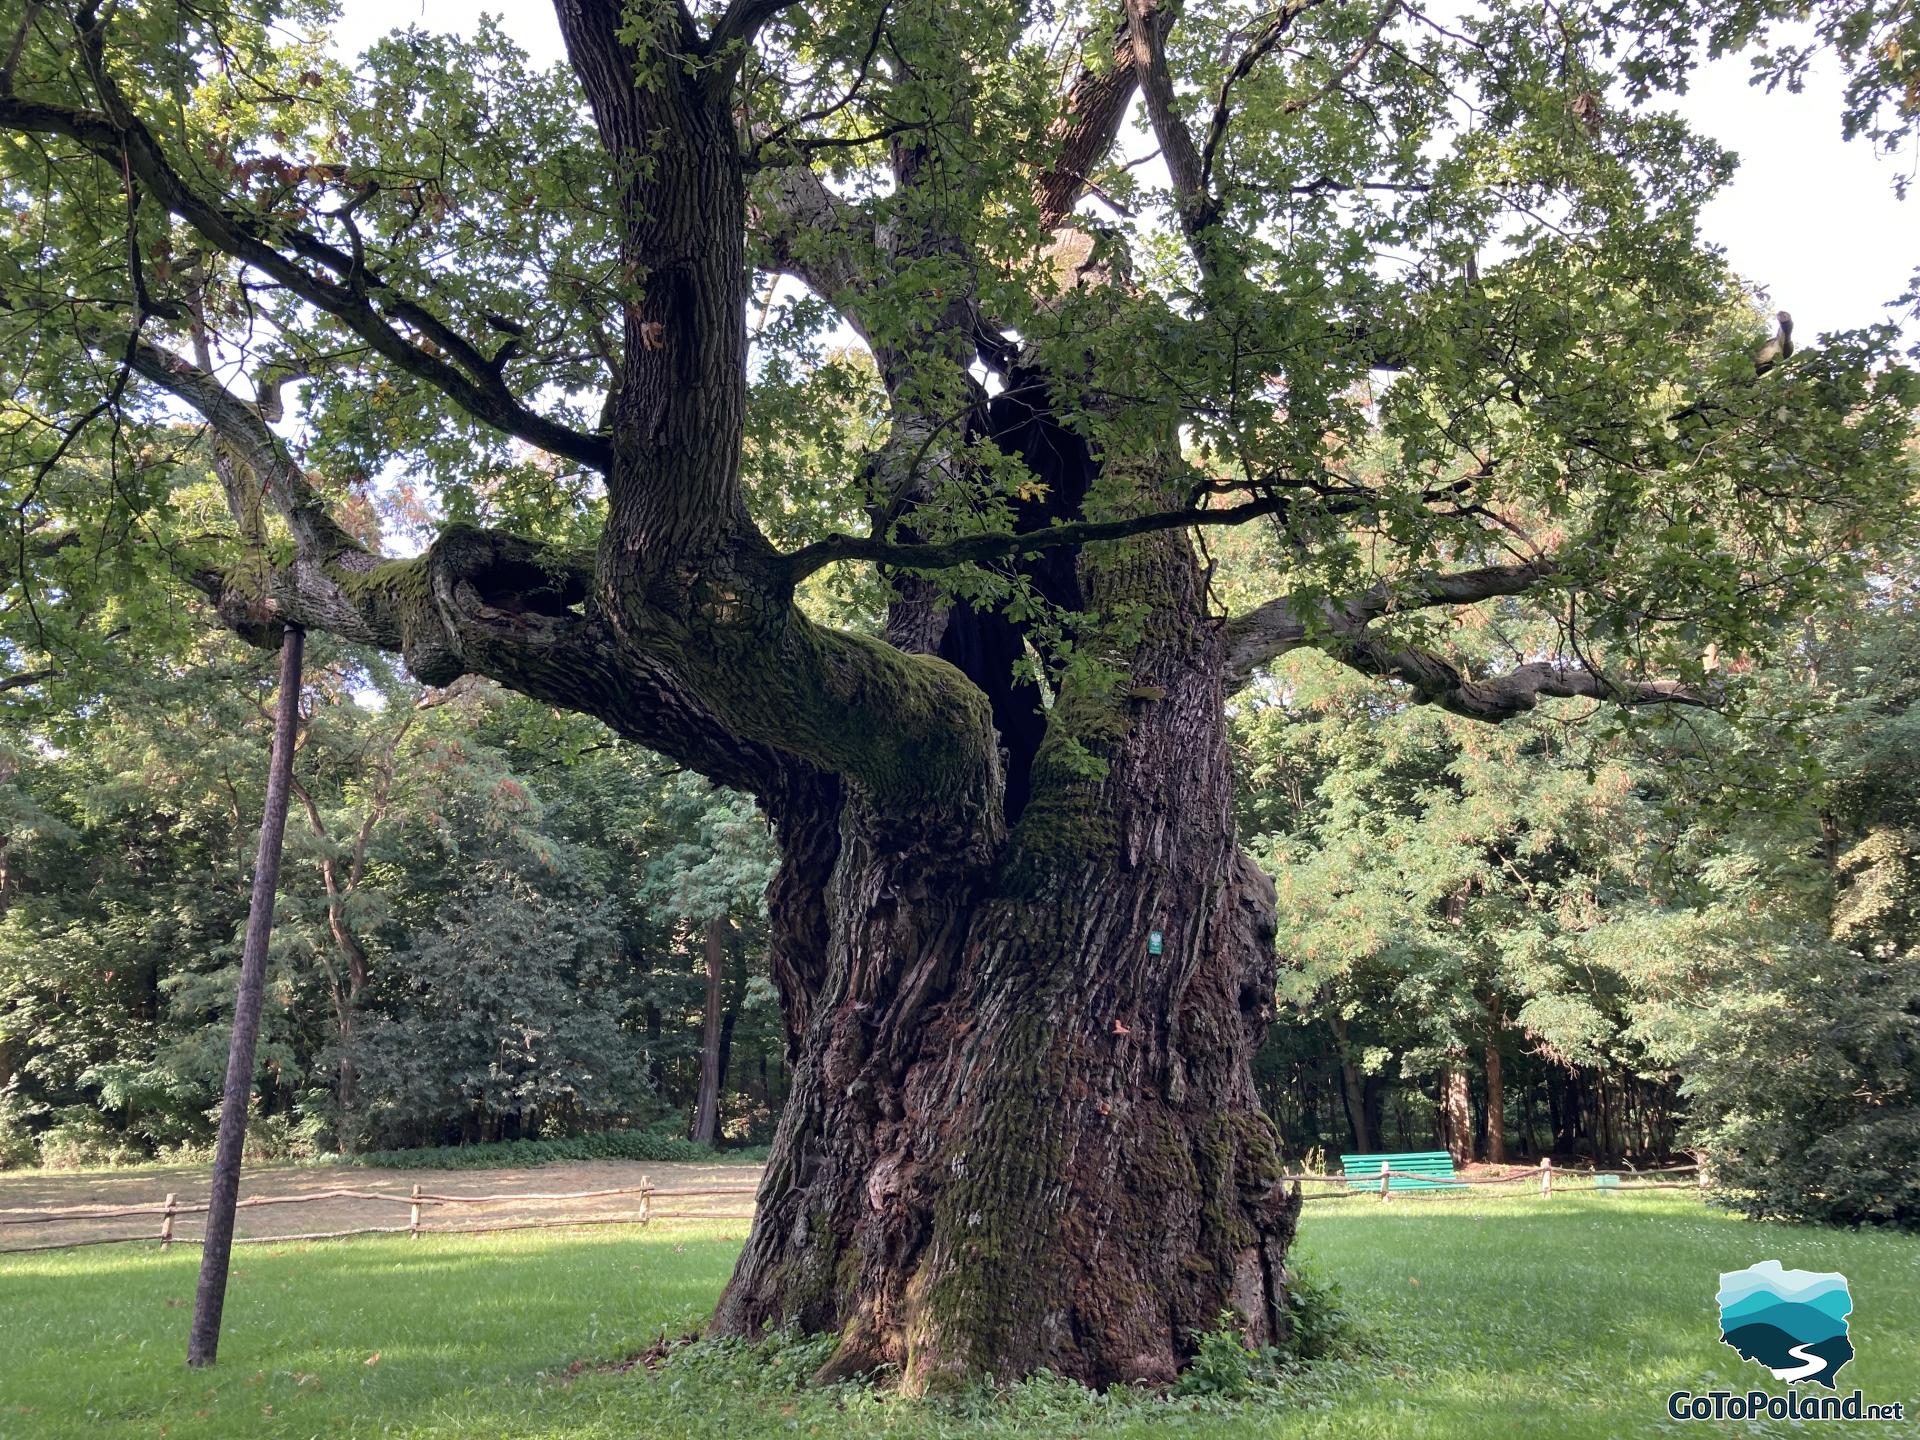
[2,1193,1915,1439]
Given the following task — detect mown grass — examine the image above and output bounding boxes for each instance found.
[1,1192,1914,1439]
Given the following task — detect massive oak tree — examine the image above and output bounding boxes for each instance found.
[3,0,1915,1392]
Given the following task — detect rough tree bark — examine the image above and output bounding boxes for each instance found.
[712,517,1301,1391]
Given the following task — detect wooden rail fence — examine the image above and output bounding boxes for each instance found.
[1292,1158,1705,1202]
[0,1179,762,1255]
[0,1160,1705,1255]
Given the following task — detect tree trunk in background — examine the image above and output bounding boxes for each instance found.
[337,1037,356,1151]
[1330,1015,1372,1152]
[330,937,370,1151]
[1484,1042,1505,1164]
[1481,993,1505,1164]
[716,943,745,1109]
[187,625,304,1368]
[693,916,727,1146]
[1437,1061,1472,1165]
[643,1000,663,1092]
[1,766,20,1091]
[1554,1071,1582,1156]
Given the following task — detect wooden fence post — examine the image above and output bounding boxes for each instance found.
[639,1173,652,1226]
[409,1184,421,1239]
[1378,1160,1391,1202]
[1540,1157,1553,1198]
[160,1193,177,1249]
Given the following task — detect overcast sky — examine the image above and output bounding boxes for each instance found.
[324,1,1916,343]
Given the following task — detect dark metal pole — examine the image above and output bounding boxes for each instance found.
[187,624,304,1368]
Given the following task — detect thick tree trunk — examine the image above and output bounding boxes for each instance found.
[712,533,1300,1393]
[693,916,727,1147]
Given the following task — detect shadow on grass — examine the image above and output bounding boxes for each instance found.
[2,1195,1914,1440]
[0,1224,746,1440]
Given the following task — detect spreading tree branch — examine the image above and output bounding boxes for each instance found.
[1223,558,1555,675]
[1197,1,1326,193]
[787,470,1495,582]
[786,492,1303,581]
[748,161,871,309]
[0,666,59,694]
[1334,644,1707,721]
[1223,558,1708,720]
[708,0,803,59]
[1035,18,1142,230]
[0,3,41,95]
[0,87,609,470]
[90,318,362,565]
[72,310,800,800]
[1125,0,1213,236]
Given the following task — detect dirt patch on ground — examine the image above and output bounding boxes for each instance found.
[0,1157,762,1253]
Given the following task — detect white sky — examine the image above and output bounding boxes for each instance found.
[323,1,1916,342]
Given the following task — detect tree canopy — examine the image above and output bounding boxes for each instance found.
[5,0,1920,1392]
[1,0,1913,753]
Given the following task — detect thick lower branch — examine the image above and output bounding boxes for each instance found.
[1224,559,1556,683]
[1222,557,1706,720]
[200,525,798,798]
[1339,642,1709,721]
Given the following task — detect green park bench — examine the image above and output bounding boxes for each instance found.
[1340,1150,1468,1192]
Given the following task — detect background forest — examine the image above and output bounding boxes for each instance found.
[0,572,788,1166]
[3,443,1915,1230]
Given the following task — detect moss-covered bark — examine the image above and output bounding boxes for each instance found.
[711,517,1301,1394]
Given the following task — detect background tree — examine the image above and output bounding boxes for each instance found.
[632,771,779,1145]
[0,621,788,1161]
[1237,648,1698,1166]
[1227,499,1920,1219]
[3,0,1916,1390]
[1640,556,1920,1227]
